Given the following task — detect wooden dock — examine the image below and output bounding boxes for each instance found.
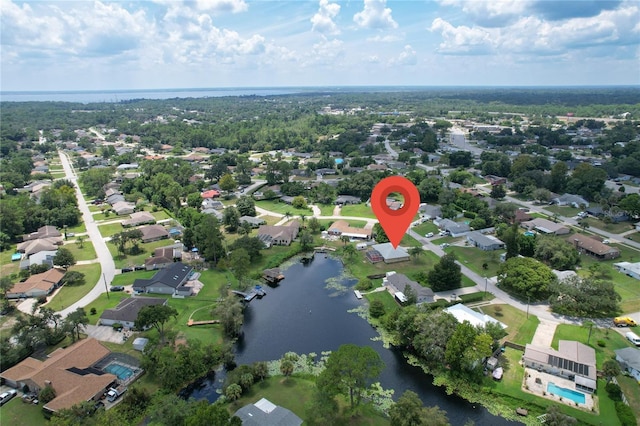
[314,246,336,253]
[187,319,220,327]
[354,290,363,299]
[263,268,285,284]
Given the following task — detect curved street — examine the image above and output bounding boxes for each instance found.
[57,151,116,318]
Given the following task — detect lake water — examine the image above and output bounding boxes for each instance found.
[0,88,302,103]
[186,255,518,425]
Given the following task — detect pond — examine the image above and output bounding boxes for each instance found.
[185,255,518,425]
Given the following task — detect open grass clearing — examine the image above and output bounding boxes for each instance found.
[545,205,581,217]
[365,289,399,319]
[259,215,282,226]
[62,240,97,261]
[108,239,179,269]
[66,222,87,234]
[112,270,156,287]
[45,263,101,311]
[478,304,539,345]
[345,249,440,283]
[151,210,172,221]
[255,199,312,216]
[98,222,125,238]
[616,374,640,418]
[317,203,336,216]
[580,217,635,234]
[340,203,376,219]
[412,221,439,236]
[447,246,505,278]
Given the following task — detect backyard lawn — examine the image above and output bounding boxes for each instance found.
[0,393,47,426]
[365,289,399,319]
[84,293,129,323]
[412,221,439,236]
[151,210,172,221]
[45,263,102,311]
[345,250,440,283]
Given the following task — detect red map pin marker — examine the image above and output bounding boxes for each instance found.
[371,176,420,249]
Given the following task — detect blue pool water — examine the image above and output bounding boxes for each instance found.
[104,363,135,380]
[547,382,586,404]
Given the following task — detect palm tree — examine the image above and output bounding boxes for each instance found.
[340,235,350,245]
[583,320,595,345]
[343,244,357,262]
[284,211,291,221]
[299,214,307,228]
[409,246,424,262]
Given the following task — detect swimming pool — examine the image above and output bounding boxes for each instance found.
[104,363,135,381]
[547,382,586,404]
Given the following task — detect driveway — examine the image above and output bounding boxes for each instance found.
[84,324,129,344]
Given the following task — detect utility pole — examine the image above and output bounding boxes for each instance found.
[484,276,488,300]
[526,295,530,319]
[103,273,109,300]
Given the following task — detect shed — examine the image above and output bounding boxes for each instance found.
[133,337,149,352]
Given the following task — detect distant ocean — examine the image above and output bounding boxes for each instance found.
[0,87,309,103]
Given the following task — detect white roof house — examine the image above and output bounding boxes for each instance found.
[614,262,640,280]
[444,303,507,329]
[370,243,410,263]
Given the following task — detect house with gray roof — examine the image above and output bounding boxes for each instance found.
[435,218,470,237]
[419,204,441,220]
[122,211,155,227]
[369,243,409,263]
[615,347,640,382]
[140,225,169,243]
[240,216,266,228]
[19,250,57,270]
[466,231,505,251]
[133,262,193,296]
[521,218,570,236]
[233,398,302,426]
[335,195,361,205]
[614,261,640,280]
[99,297,167,328]
[384,272,434,304]
[553,193,589,208]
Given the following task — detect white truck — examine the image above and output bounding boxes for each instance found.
[625,331,640,347]
[106,387,127,402]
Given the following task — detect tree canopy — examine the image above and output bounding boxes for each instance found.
[498,257,556,301]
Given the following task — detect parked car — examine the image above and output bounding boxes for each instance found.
[133,265,145,271]
[110,286,125,292]
[0,389,17,406]
[121,267,133,273]
[425,232,434,238]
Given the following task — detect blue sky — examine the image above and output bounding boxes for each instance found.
[1,0,639,91]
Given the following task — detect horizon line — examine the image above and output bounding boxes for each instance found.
[3,84,640,95]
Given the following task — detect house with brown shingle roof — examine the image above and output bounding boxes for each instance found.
[566,234,620,260]
[7,268,65,299]
[327,220,371,240]
[257,221,300,247]
[16,237,62,256]
[22,225,61,241]
[140,225,169,243]
[122,211,155,227]
[0,338,116,413]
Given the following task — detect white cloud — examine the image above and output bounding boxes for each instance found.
[430,4,640,57]
[392,44,417,65]
[305,39,345,65]
[367,34,402,43]
[354,0,398,30]
[439,0,531,26]
[311,0,341,35]
[195,0,248,14]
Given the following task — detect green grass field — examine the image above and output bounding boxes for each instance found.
[340,203,376,219]
[108,239,178,269]
[98,222,125,238]
[479,304,539,345]
[152,210,172,221]
[317,204,336,216]
[62,240,97,261]
[0,393,47,426]
[365,289,400,319]
[66,222,87,234]
[447,246,505,278]
[45,263,102,311]
[580,217,635,234]
[255,199,312,216]
[84,293,130,323]
[412,221,439,236]
[345,249,441,284]
[111,270,156,287]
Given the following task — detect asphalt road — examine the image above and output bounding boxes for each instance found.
[57,151,116,318]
